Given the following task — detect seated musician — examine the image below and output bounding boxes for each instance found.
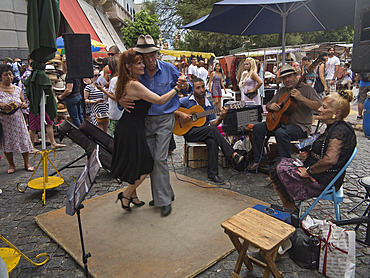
[249,64,321,171]
[175,78,244,184]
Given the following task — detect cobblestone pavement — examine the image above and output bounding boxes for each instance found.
[1,110,369,277]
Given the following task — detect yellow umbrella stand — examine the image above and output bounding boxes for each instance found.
[17,149,65,205]
[0,234,49,274]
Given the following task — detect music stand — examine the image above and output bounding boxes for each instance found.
[65,146,102,277]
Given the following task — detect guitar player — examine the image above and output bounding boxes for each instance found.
[249,64,321,172]
[175,78,244,184]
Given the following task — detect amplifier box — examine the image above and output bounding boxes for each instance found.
[222,105,263,135]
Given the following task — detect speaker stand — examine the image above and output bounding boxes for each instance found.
[76,204,91,278]
[50,152,88,176]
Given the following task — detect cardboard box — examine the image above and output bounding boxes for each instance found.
[184,144,208,168]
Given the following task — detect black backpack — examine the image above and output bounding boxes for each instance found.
[231,149,250,172]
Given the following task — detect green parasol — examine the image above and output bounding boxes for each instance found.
[24,0,60,120]
[22,0,65,205]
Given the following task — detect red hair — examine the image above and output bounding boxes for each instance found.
[116,48,143,100]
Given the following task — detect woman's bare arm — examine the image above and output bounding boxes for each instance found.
[126,81,178,105]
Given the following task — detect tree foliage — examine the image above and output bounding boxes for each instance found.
[178,31,246,56]
[120,9,161,49]
[143,0,354,55]
[144,0,217,41]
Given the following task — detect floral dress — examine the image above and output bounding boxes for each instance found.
[0,86,33,153]
[211,74,222,98]
[270,121,356,202]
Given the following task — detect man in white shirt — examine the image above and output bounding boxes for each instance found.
[197,60,209,87]
[187,56,199,82]
[325,47,340,92]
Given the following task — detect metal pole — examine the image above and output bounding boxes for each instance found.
[76,205,91,278]
[40,92,48,187]
[282,4,287,65]
[40,92,46,151]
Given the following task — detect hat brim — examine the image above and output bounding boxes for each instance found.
[50,59,62,63]
[57,109,68,113]
[53,86,66,91]
[133,46,159,54]
[277,70,297,80]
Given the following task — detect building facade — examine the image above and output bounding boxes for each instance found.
[0,0,131,61]
[0,0,28,59]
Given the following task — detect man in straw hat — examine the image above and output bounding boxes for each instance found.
[119,34,191,216]
[249,64,321,171]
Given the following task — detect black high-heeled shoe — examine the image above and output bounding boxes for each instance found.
[115,192,132,211]
[131,196,145,207]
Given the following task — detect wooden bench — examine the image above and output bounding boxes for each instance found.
[221,208,296,278]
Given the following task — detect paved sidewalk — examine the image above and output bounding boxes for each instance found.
[0,113,369,277]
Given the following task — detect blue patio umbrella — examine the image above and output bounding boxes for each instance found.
[183,0,355,63]
[56,37,105,54]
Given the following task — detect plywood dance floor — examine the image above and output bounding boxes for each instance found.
[36,172,268,278]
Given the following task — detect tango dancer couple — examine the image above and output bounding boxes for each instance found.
[111,35,190,217]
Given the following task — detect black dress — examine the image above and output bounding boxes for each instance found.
[111,99,153,184]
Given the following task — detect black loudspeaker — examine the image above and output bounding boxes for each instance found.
[222,105,263,135]
[63,33,94,79]
[351,0,370,72]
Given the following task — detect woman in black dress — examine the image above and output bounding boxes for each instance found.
[111,49,180,211]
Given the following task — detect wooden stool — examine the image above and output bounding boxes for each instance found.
[221,208,295,278]
[184,141,208,169]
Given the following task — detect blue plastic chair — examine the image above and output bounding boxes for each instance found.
[299,147,357,221]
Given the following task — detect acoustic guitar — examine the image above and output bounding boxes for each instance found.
[266,54,325,131]
[173,101,246,136]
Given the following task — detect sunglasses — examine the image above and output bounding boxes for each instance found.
[108,53,115,57]
[94,74,99,77]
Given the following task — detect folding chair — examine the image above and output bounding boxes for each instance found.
[299,147,357,221]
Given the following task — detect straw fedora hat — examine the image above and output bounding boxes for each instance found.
[52,80,66,91]
[45,64,55,71]
[4,57,13,63]
[134,35,159,54]
[57,102,67,113]
[50,53,62,63]
[277,64,297,80]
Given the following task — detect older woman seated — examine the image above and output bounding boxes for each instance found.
[270,90,356,209]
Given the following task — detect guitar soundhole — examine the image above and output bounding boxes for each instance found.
[191,114,197,121]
